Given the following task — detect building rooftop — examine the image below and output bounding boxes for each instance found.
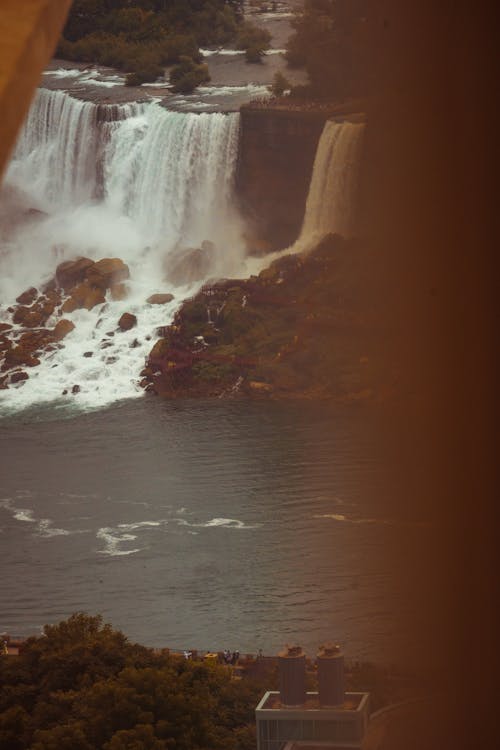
[257,691,367,713]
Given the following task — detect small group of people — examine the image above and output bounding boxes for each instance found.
[222,649,239,665]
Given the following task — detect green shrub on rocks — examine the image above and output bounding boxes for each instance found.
[169,57,210,93]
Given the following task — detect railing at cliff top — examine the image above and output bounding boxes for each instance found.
[243,97,368,119]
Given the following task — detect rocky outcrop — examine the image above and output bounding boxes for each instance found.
[141,234,378,400]
[0,255,130,388]
[56,257,95,290]
[58,257,129,312]
[164,242,215,287]
[15,287,38,305]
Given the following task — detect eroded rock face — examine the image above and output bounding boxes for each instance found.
[117,312,137,331]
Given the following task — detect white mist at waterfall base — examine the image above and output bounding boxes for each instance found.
[0,90,246,412]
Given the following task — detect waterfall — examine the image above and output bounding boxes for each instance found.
[9,89,100,207]
[295,119,364,251]
[0,89,244,411]
[104,108,240,250]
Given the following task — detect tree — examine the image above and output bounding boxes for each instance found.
[58,1,245,78]
[0,613,263,750]
[236,21,271,62]
[170,57,210,93]
[270,71,290,97]
[286,0,369,100]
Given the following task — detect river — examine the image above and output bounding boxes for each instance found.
[0,398,428,665]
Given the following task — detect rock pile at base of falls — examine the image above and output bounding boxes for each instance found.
[164,241,215,287]
[0,256,134,390]
[140,234,379,402]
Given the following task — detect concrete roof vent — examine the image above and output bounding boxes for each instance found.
[317,642,345,707]
[278,644,306,706]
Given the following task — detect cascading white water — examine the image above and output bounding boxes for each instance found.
[295,119,364,251]
[104,107,241,256]
[9,89,100,207]
[0,89,244,411]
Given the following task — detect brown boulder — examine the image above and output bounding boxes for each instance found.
[2,346,40,369]
[16,287,38,305]
[52,319,75,341]
[0,323,12,334]
[117,312,137,331]
[0,335,12,353]
[88,258,130,290]
[12,305,44,328]
[10,370,28,384]
[110,283,128,301]
[18,330,52,351]
[44,289,62,306]
[147,293,174,305]
[165,243,214,287]
[56,257,94,290]
[61,282,105,313]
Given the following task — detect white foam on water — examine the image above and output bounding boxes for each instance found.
[96,518,169,555]
[0,499,36,524]
[37,519,71,537]
[0,498,73,536]
[197,84,270,98]
[97,527,141,556]
[117,521,163,531]
[174,516,260,530]
[43,68,83,78]
[43,68,126,87]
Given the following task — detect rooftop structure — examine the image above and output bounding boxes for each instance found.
[255,644,370,750]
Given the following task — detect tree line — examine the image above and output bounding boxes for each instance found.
[0,614,260,750]
[57,1,270,90]
[280,0,370,101]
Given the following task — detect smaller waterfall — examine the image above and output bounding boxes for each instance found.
[296,120,364,251]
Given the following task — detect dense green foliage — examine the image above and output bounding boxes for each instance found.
[234,21,271,62]
[0,614,260,750]
[286,0,369,100]
[270,71,290,97]
[57,1,267,87]
[169,56,211,93]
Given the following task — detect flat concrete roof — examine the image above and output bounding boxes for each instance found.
[256,691,369,714]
